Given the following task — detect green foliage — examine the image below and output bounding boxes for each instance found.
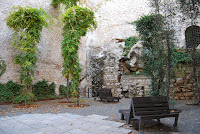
[61,6,96,100]
[0,83,8,102]
[135,14,167,96]
[0,81,24,102]
[123,36,139,56]
[6,6,49,90]
[171,48,192,66]
[0,60,6,77]
[33,80,56,99]
[51,0,79,9]
[59,83,72,97]
[12,92,35,104]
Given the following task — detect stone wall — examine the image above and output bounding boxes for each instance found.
[0,0,66,94]
[1,0,200,98]
[120,75,151,97]
[172,66,198,100]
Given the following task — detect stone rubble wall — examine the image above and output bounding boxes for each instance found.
[120,75,152,97]
[172,66,198,100]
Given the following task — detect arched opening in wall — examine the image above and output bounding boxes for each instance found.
[185,25,200,48]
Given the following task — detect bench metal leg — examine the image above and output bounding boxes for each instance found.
[173,115,179,131]
[120,113,124,120]
[139,119,144,134]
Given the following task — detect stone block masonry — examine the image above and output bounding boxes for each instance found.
[120,75,152,97]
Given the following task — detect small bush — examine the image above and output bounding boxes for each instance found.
[12,92,35,105]
[33,80,56,99]
[0,83,9,102]
[59,83,72,97]
[0,81,23,102]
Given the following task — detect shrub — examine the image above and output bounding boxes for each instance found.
[59,83,72,97]
[0,83,9,102]
[12,92,35,105]
[33,80,56,99]
[0,81,23,102]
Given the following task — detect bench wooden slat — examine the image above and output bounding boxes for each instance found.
[135,110,170,116]
[98,88,121,102]
[134,106,169,111]
[133,96,168,104]
[134,103,169,108]
[119,96,179,134]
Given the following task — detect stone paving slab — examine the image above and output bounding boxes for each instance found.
[0,113,132,134]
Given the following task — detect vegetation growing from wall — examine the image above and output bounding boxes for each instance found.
[6,7,49,104]
[123,36,139,56]
[51,0,79,9]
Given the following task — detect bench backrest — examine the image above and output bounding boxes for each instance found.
[131,96,170,117]
[98,88,113,97]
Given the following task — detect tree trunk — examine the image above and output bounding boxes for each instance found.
[191,47,200,103]
[66,78,69,101]
[166,34,171,100]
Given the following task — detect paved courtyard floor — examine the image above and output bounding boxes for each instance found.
[0,113,132,134]
[0,98,200,134]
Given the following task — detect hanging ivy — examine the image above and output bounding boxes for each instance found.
[62,6,96,103]
[6,7,49,100]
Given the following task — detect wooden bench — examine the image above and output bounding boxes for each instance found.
[119,96,179,134]
[98,88,121,102]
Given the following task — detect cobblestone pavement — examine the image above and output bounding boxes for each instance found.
[0,113,132,134]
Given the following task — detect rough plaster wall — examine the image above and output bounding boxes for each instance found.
[79,0,152,94]
[0,0,66,94]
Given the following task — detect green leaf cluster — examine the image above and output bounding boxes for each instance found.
[61,6,96,98]
[0,81,24,102]
[123,36,139,56]
[6,6,49,89]
[51,0,80,9]
[12,92,35,105]
[59,83,73,97]
[33,80,56,99]
[0,60,6,77]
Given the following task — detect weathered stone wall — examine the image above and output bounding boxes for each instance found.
[120,75,152,97]
[172,66,199,100]
[1,0,199,98]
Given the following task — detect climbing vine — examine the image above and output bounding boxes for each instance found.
[0,59,6,77]
[6,6,49,103]
[61,6,96,104]
[135,14,167,96]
